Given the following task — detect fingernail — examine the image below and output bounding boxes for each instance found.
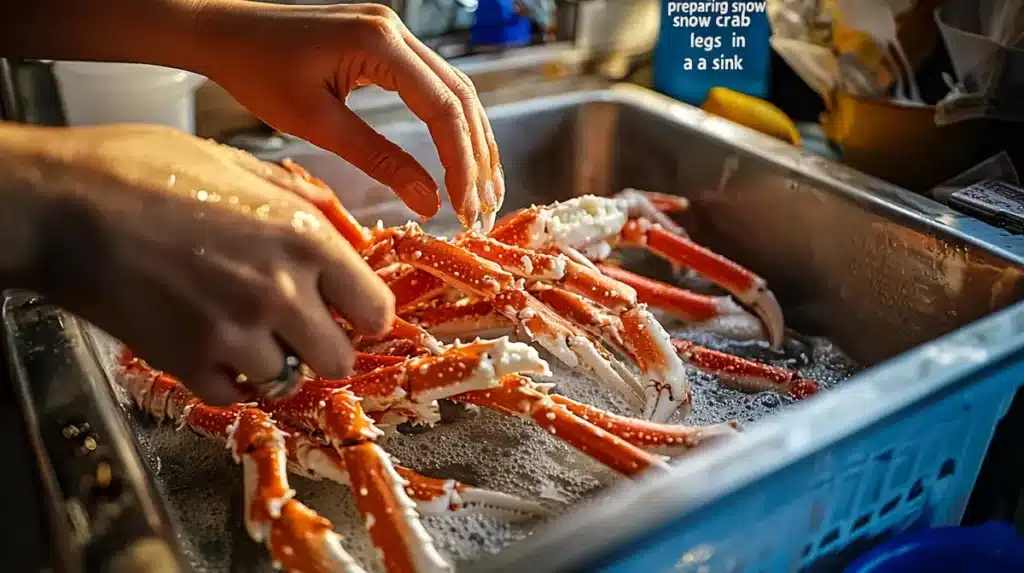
[494,165,506,210]
[400,180,441,218]
[459,188,480,229]
[480,209,496,234]
[481,180,497,211]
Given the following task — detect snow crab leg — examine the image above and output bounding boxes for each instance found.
[488,192,786,349]
[118,351,444,573]
[360,224,668,419]
[392,230,690,422]
[341,350,739,463]
[291,342,673,475]
[408,296,817,402]
[283,430,550,521]
[279,159,696,421]
[293,337,551,428]
[596,264,751,325]
[671,339,819,399]
[454,375,669,476]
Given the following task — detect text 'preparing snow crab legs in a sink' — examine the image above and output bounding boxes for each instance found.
[114,157,821,572]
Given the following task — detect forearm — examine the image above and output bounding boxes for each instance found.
[0,122,59,289]
[0,0,211,73]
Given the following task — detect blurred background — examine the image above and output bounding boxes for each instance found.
[4,0,1021,196]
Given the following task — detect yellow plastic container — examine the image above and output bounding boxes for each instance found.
[822,92,991,192]
[701,87,802,146]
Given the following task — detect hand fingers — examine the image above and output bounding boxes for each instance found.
[215,325,287,388]
[400,27,504,227]
[221,101,441,220]
[275,279,356,379]
[197,237,361,381]
[316,235,396,336]
[347,18,479,227]
[191,368,251,407]
[300,94,441,218]
[457,66,506,218]
[226,147,340,207]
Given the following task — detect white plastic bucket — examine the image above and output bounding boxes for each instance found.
[52,61,206,134]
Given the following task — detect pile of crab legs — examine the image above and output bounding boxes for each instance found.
[116,159,820,573]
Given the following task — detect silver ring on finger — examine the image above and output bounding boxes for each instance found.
[247,355,303,399]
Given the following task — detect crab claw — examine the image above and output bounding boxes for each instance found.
[620,220,786,349]
[617,307,693,423]
[395,467,551,522]
[749,288,785,349]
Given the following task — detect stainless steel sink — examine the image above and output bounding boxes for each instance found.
[259,80,1024,368]
[9,79,1024,573]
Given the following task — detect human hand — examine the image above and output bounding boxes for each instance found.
[196,2,503,230]
[25,124,394,405]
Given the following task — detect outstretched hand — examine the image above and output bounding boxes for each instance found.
[198,2,504,230]
[18,124,394,405]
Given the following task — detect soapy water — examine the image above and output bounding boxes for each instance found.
[87,310,859,573]
[84,229,861,571]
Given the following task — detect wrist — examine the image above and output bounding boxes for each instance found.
[189,0,291,77]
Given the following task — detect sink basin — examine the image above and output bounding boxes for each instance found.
[18,79,1021,573]
[258,80,1024,367]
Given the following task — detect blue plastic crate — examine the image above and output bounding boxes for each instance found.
[475,240,1024,573]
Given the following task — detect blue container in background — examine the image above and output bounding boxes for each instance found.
[471,0,532,48]
[844,522,1024,573]
[654,0,772,105]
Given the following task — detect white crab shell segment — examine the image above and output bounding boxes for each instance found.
[409,336,550,403]
[526,195,631,250]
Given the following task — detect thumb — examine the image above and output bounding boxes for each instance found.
[301,92,441,218]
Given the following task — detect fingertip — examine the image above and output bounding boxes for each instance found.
[336,343,357,379]
[481,179,497,212]
[310,329,357,381]
[363,289,396,336]
[398,179,441,218]
[195,373,248,407]
[324,273,395,338]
